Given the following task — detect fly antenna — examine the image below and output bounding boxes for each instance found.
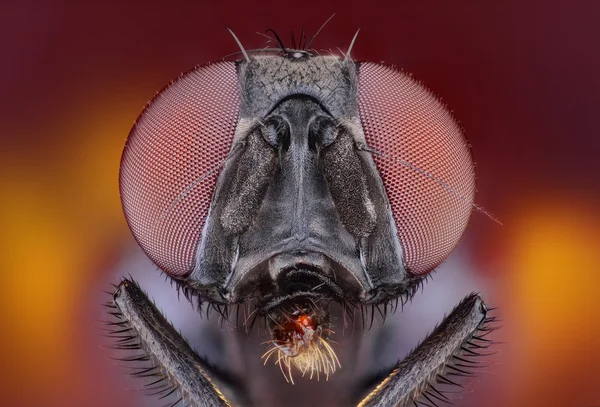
[345,28,361,61]
[227,27,250,62]
[306,13,336,49]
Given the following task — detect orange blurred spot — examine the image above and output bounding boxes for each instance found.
[506,197,599,405]
[0,88,140,405]
[0,174,83,404]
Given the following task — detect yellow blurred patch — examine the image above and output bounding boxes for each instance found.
[0,173,84,401]
[508,198,599,405]
[0,88,140,404]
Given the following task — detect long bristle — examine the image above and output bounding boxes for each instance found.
[262,337,341,384]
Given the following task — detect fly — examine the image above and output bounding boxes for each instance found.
[105,22,498,407]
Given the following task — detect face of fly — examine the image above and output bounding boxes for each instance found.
[192,54,413,303]
[111,28,496,407]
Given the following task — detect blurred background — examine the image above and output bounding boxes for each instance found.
[1,1,599,406]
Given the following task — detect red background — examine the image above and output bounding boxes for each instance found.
[1,1,599,406]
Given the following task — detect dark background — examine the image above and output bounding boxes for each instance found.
[1,1,598,406]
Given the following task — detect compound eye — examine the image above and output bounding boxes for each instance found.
[357,62,476,276]
[119,62,239,277]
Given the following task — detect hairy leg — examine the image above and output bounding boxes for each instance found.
[356,293,497,407]
[106,278,245,407]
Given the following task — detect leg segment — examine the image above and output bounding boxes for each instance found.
[356,293,497,407]
[106,278,245,407]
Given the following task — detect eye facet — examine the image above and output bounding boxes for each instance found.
[119,61,240,277]
[357,62,476,276]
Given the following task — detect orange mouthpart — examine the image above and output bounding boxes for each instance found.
[272,314,319,356]
[262,311,340,383]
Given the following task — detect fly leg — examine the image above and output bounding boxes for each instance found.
[355,293,498,407]
[106,278,246,407]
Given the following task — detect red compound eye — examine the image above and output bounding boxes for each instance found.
[357,62,476,276]
[119,62,240,277]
